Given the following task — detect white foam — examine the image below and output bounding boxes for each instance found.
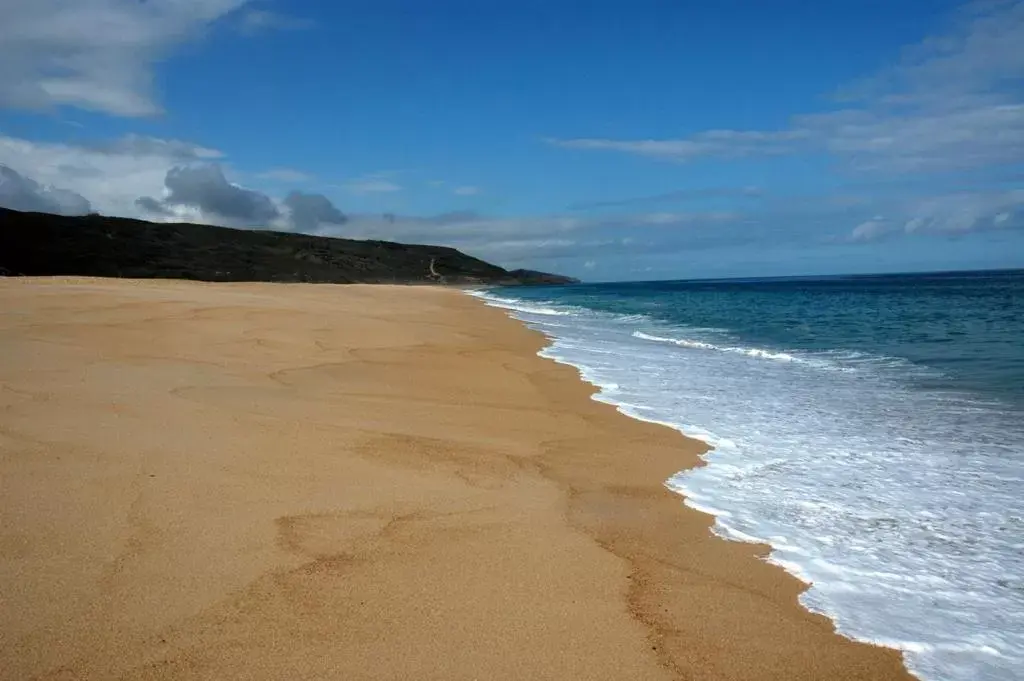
[472,289,1024,681]
[467,290,577,317]
[633,330,804,363]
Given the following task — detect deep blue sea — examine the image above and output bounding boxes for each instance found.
[471,269,1024,681]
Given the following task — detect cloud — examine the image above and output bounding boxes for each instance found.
[453,185,481,196]
[0,132,347,232]
[0,132,222,217]
[569,185,762,210]
[634,211,739,226]
[549,0,1024,175]
[342,177,402,194]
[849,217,892,242]
[839,187,1024,242]
[284,191,347,231]
[236,9,314,35]
[901,189,1024,234]
[134,195,174,218]
[0,164,92,215]
[90,134,224,160]
[549,130,808,162]
[258,168,313,183]
[147,164,280,226]
[0,0,250,116]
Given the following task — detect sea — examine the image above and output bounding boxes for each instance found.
[469,268,1024,681]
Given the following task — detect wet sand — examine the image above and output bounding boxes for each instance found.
[0,277,914,680]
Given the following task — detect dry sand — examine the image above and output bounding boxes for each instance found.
[0,277,914,680]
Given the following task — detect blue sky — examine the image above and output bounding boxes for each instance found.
[1,0,1022,280]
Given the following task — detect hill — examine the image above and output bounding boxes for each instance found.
[0,208,578,286]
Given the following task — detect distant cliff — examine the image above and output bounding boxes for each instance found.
[0,208,579,286]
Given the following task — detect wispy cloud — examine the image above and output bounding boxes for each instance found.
[258,168,313,183]
[569,185,762,210]
[342,177,402,194]
[0,0,251,116]
[236,8,315,35]
[549,0,1024,175]
[549,130,808,162]
[453,185,481,196]
[849,217,891,243]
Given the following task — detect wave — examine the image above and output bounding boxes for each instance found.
[470,288,1024,681]
[466,291,576,317]
[472,291,929,378]
[632,330,804,363]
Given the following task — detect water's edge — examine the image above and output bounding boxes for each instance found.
[467,290,922,677]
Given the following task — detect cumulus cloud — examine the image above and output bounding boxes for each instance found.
[550,0,1024,175]
[145,164,281,226]
[0,132,348,231]
[0,132,225,217]
[133,195,174,217]
[0,0,252,116]
[0,164,92,215]
[284,191,347,231]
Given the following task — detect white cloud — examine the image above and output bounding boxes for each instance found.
[901,189,1024,233]
[850,217,891,242]
[0,132,349,232]
[0,0,251,116]
[549,130,808,162]
[258,168,313,183]
[453,185,481,196]
[549,1,1024,175]
[636,211,738,226]
[0,132,224,217]
[342,177,402,194]
[569,185,762,210]
[0,164,92,215]
[236,9,314,35]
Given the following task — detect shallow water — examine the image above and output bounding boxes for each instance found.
[471,269,1024,681]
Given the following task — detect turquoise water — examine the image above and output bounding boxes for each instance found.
[472,269,1024,681]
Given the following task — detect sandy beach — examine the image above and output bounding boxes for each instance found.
[0,277,913,680]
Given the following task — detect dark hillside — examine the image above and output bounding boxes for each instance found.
[0,208,578,286]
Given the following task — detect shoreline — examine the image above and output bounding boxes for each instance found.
[470,290,921,679]
[0,278,914,680]
[477,290,924,672]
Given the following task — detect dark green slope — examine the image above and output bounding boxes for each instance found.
[0,208,578,286]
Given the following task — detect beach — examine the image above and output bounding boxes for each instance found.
[0,277,913,680]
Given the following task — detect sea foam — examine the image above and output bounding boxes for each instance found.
[470,288,1024,681]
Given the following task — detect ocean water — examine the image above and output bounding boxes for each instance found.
[469,269,1024,681]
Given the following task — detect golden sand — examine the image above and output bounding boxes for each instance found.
[0,278,913,680]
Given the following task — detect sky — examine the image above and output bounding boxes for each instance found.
[0,0,1022,281]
